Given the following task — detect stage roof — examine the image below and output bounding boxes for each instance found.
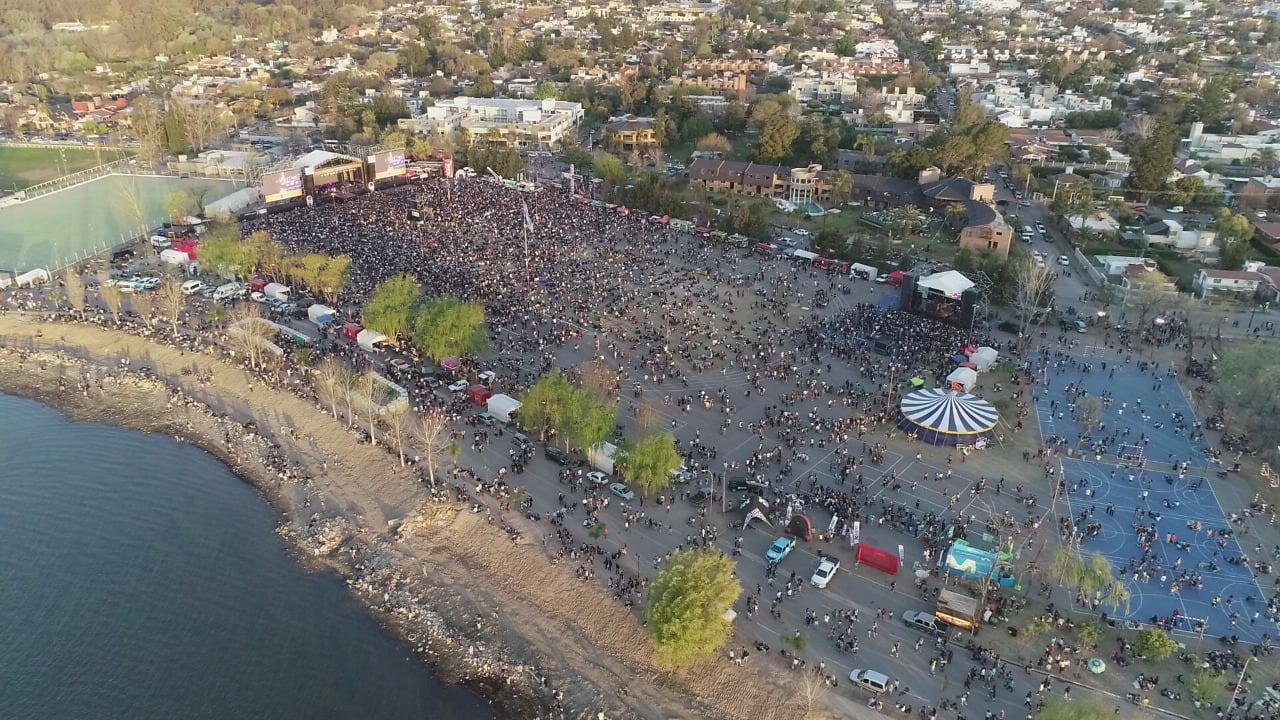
[917,270,974,297]
[290,150,360,170]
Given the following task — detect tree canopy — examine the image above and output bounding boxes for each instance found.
[646,549,742,668]
[615,433,683,497]
[518,371,617,450]
[198,222,260,279]
[363,274,421,341]
[412,294,488,361]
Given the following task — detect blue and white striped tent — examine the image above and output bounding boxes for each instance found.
[898,388,1000,446]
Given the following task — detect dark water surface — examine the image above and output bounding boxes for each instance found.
[0,394,495,720]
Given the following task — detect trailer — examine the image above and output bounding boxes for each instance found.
[935,588,982,634]
[588,441,618,475]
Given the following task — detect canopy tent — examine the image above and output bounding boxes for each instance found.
[898,388,999,446]
[946,367,979,393]
[917,270,974,299]
[440,356,462,372]
[356,328,388,352]
[971,347,999,372]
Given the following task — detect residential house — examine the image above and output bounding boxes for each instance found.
[277,102,325,129]
[1193,268,1264,298]
[602,116,658,152]
[687,159,832,202]
[1142,219,1217,251]
[917,168,1009,260]
[1238,177,1280,211]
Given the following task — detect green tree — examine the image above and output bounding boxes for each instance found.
[559,145,593,168]
[1129,117,1178,192]
[1133,628,1178,661]
[412,295,488,361]
[533,81,558,100]
[890,145,932,178]
[164,105,188,154]
[1049,548,1130,612]
[1213,342,1280,451]
[164,190,200,223]
[594,153,629,189]
[1189,667,1222,705]
[565,390,617,455]
[519,372,578,444]
[646,549,742,668]
[615,433,683,497]
[198,221,260,279]
[831,170,855,204]
[756,115,798,162]
[1168,176,1217,207]
[1213,207,1255,270]
[363,274,421,341]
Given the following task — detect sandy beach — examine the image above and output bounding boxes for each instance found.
[0,313,805,720]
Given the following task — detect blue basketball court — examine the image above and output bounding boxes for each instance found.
[1032,354,1273,643]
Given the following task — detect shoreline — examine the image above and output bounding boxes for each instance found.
[0,314,799,720]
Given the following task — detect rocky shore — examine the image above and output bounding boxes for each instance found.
[0,315,795,720]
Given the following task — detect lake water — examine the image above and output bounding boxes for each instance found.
[0,394,495,720]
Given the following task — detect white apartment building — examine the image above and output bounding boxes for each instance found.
[976,80,1112,127]
[644,2,725,23]
[398,98,584,150]
[789,71,860,103]
[1185,122,1280,165]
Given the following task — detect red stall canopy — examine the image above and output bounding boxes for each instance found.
[467,384,492,406]
[855,544,900,575]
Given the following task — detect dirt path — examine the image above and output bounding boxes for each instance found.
[0,315,809,720]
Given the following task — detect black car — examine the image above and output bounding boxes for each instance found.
[997,321,1020,334]
[688,487,713,506]
[545,446,571,465]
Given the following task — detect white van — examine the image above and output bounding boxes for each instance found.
[212,282,244,301]
[849,669,890,694]
[181,280,205,296]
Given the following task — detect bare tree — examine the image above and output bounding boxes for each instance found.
[1013,258,1055,337]
[1129,114,1156,140]
[578,359,617,400]
[312,356,347,421]
[793,667,831,720]
[1073,396,1103,455]
[130,291,155,327]
[100,284,124,324]
[384,402,410,467]
[63,269,85,318]
[156,277,185,334]
[414,409,455,487]
[636,396,663,433]
[356,371,380,446]
[228,303,276,370]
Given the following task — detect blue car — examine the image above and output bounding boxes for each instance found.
[764,537,796,564]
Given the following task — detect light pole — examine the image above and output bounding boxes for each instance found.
[721,461,728,514]
[1225,655,1254,717]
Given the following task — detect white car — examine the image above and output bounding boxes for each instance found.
[250,291,268,303]
[810,557,840,588]
[608,482,635,501]
[1168,206,1184,213]
[587,471,608,485]
[447,380,469,393]
[107,279,138,293]
[180,280,205,296]
[793,228,811,237]
[1057,256,1070,266]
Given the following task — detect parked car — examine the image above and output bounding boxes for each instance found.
[764,536,796,564]
[1058,255,1070,266]
[793,228,810,236]
[687,487,713,506]
[544,446,571,465]
[586,471,608,485]
[810,557,840,588]
[511,432,532,449]
[903,610,942,634]
[180,280,205,296]
[388,358,411,372]
[1168,206,1184,213]
[447,380,469,393]
[997,320,1020,334]
[608,482,635,501]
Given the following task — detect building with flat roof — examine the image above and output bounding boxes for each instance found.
[398,98,583,150]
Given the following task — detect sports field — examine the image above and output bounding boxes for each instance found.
[0,146,127,191]
[0,174,241,272]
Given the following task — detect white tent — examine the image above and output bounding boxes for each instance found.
[307,304,336,326]
[356,328,388,352]
[14,268,50,287]
[971,347,999,372]
[918,270,975,298]
[789,249,818,261]
[262,282,290,300]
[486,394,523,423]
[160,248,191,265]
[946,367,979,393]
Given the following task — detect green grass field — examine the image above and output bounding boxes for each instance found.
[0,146,125,191]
